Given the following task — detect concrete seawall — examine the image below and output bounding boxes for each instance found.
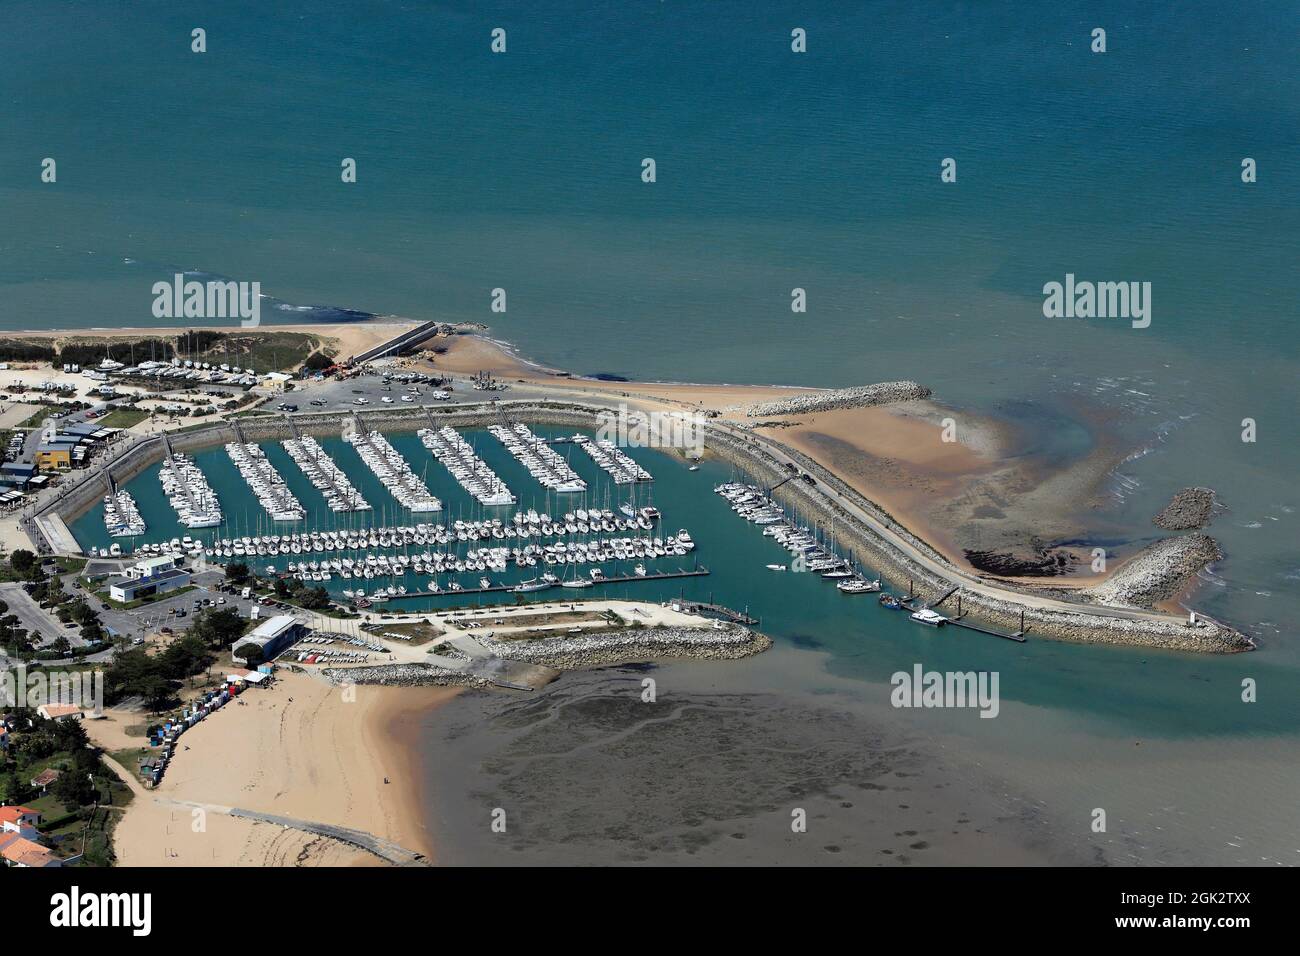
[36,401,603,532]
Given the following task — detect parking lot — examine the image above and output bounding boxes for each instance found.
[282,365,576,418]
[89,570,267,645]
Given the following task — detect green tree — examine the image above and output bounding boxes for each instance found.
[232,642,263,666]
[189,606,247,649]
[159,635,212,680]
[53,765,97,808]
[3,768,34,805]
[224,560,251,586]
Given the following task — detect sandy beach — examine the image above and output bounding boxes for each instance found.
[87,670,456,866]
[427,331,808,412]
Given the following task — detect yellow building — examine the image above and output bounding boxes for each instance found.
[34,441,75,472]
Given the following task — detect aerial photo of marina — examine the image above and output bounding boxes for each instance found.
[1,1,1297,912]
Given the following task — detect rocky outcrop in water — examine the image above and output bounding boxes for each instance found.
[1084,534,1223,609]
[745,382,931,417]
[1152,487,1220,531]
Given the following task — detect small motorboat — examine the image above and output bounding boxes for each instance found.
[910,608,947,627]
[837,577,881,594]
[765,564,786,571]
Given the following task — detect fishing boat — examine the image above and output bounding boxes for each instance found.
[879,593,903,609]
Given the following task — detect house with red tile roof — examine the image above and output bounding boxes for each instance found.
[36,704,83,722]
[0,834,61,867]
[0,806,42,839]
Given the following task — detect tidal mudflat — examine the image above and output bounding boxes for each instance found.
[413,650,1093,866]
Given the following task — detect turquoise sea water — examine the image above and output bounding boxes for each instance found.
[9,2,1300,862]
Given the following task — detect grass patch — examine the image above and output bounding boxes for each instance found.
[199,331,329,374]
[110,746,152,771]
[97,406,150,429]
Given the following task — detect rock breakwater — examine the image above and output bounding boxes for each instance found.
[1084,533,1223,609]
[320,663,491,688]
[745,382,931,417]
[477,624,772,669]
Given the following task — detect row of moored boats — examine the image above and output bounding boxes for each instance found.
[419,426,515,506]
[344,429,442,512]
[490,423,587,493]
[281,435,371,512]
[226,442,306,522]
[574,435,652,484]
[715,482,882,594]
[159,452,222,528]
[271,531,693,583]
[103,489,146,537]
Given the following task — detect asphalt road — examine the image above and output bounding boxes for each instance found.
[0,579,78,648]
